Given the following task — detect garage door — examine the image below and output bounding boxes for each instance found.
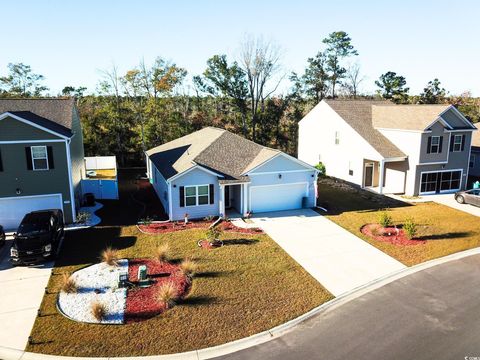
[0,194,63,231]
[250,183,307,213]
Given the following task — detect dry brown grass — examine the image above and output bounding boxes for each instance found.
[91,301,107,321]
[60,274,77,294]
[154,243,170,262]
[178,258,198,277]
[101,247,119,266]
[156,282,178,309]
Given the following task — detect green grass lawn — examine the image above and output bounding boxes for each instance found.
[26,171,332,357]
[318,178,480,266]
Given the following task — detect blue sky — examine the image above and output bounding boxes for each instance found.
[1,0,479,96]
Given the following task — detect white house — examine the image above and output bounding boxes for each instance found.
[298,99,477,196]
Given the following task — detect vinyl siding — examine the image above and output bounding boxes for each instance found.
[0,115,62,140]
[69,106,85,209]
[470,148,480,177]
[419,122,448,164]
[151,161,169,213]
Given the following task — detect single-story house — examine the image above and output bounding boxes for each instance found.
[146,127,318,220]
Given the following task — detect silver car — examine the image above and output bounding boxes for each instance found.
[455,189,480,206]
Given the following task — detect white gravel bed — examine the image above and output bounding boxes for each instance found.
[58,259,128,324]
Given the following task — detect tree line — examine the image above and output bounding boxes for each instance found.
[1,31,479,166]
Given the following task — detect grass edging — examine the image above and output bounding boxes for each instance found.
[5,246,480,360]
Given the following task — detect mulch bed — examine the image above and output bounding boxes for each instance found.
[125,258,191,323]
[138,219,263,235]
[361,223,426,246]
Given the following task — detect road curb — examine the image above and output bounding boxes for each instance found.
[2,247,480,360]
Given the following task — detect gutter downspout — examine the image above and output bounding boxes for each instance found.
[379,160,385,195]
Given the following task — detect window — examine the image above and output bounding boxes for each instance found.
[420,172,438,193]
[348,161,353,176]
[453,135,463,152]
[334,131,340,145]
[184,185,210,206]
[440,171,461,191]
[470,154,476,168]
[31,146,48,170]
[420,170,462,193]
[428,136,441,154]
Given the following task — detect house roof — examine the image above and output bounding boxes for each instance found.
[324,99,406,159]
[472,123,480,148]
[372,104,451,131]
[146,127,282,181]
[0,98,76,137]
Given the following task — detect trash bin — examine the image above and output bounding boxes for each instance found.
[84,192,95,207]
[473,181,480,190]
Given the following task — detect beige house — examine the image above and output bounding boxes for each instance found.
[298,100,477,196]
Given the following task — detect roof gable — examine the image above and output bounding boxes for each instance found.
[0,114,66,141]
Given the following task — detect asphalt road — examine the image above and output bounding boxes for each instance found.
[217,254,480,360]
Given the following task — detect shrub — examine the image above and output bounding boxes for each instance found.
[91,301,107,321]
[370,225,383,237]
[315,162,326,176]
[179,258,197,277]
[156,282,178,309]
[140,216,153,226]
[154,243,170,262]
[76,211,91,224]
[378,211,393,228]
[101,247,119,267]
[403,218,417,239]
[206,226,223,243]
[61,273,77,294]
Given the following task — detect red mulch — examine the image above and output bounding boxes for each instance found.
[138,219,263,235]
[125,258,191,323]
[361,224,426,246]
[197,240,223,250]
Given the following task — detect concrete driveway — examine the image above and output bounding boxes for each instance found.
[252,209,406,296]
[0,238,53,350]
[428,193,480,217]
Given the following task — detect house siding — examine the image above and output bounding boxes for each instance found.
[69,106,85,210]
[151,161,169,214]
[170,168,219,220]
[0,115,62,141]
[469,148,480,177]
[0,142,73,222]
[419,122,449,164]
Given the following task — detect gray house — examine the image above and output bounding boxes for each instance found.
[469,123,480,182]
[0,99,85,230]
[146,127,318,220]
[299,100,477,196]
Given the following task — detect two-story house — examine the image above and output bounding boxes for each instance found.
[298,100,477,196]
[0,99,85,230]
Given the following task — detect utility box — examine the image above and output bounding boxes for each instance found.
[118,271,128,288]
[137,265,150,287]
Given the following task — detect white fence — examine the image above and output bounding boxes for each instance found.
[82,156,119,200]
[85,156,117,170]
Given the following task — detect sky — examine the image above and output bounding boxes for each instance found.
[1,0,480,96]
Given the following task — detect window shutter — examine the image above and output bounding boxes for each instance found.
[47,146,54,169]
[25,147,33,170]
[179,186,185,207]
[461,134,466,151]
[0,149,3,171]
[209,184,214,204]
[439,136,443,153]
[449,134,454,152]
[427,136,432,154]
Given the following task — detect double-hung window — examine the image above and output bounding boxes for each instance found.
[334,131,340,145]
[185,185,210,206]
[429,136,440,153]
[453,135,463,152]
[31,146,49,170]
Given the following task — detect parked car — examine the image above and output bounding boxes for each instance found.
[0,225,5,247]
[10,210,64,265]
[455,189,480,206]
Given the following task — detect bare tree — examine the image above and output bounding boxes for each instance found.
[343,62,364,98]
[239,35,283,141]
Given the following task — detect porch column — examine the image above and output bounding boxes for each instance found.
[219,184,225,218]
[243,183,249,216]
[379,160,385,194]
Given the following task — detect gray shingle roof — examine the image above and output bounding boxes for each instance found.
[146,127,281,181]
[0,98,76,136]
[324,99,407,159]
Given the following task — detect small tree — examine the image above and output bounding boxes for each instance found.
[403,218,417,239]
[206,226,223,244]
[315,162,326,176]
[378,211,393,228]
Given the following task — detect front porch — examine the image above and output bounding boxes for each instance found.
[362,158,408,195]
[219,182,249,218]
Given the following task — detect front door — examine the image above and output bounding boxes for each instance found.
[225,186,231,208]
[364,164,373,187]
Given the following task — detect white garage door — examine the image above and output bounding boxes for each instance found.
[0,194,63,231]
[250,183,308,213]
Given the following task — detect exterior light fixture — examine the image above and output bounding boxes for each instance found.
[278,174,282,179]
[16,188,22,195]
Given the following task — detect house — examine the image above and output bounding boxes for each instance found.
[468,123,480,183]
[298,100,477,196]
[146,127,318,220]
[0,99,85,230]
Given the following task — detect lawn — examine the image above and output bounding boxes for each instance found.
[318,178,480,266]
[26,170,332,357]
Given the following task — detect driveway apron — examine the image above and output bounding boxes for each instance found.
[252,209,406,296]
